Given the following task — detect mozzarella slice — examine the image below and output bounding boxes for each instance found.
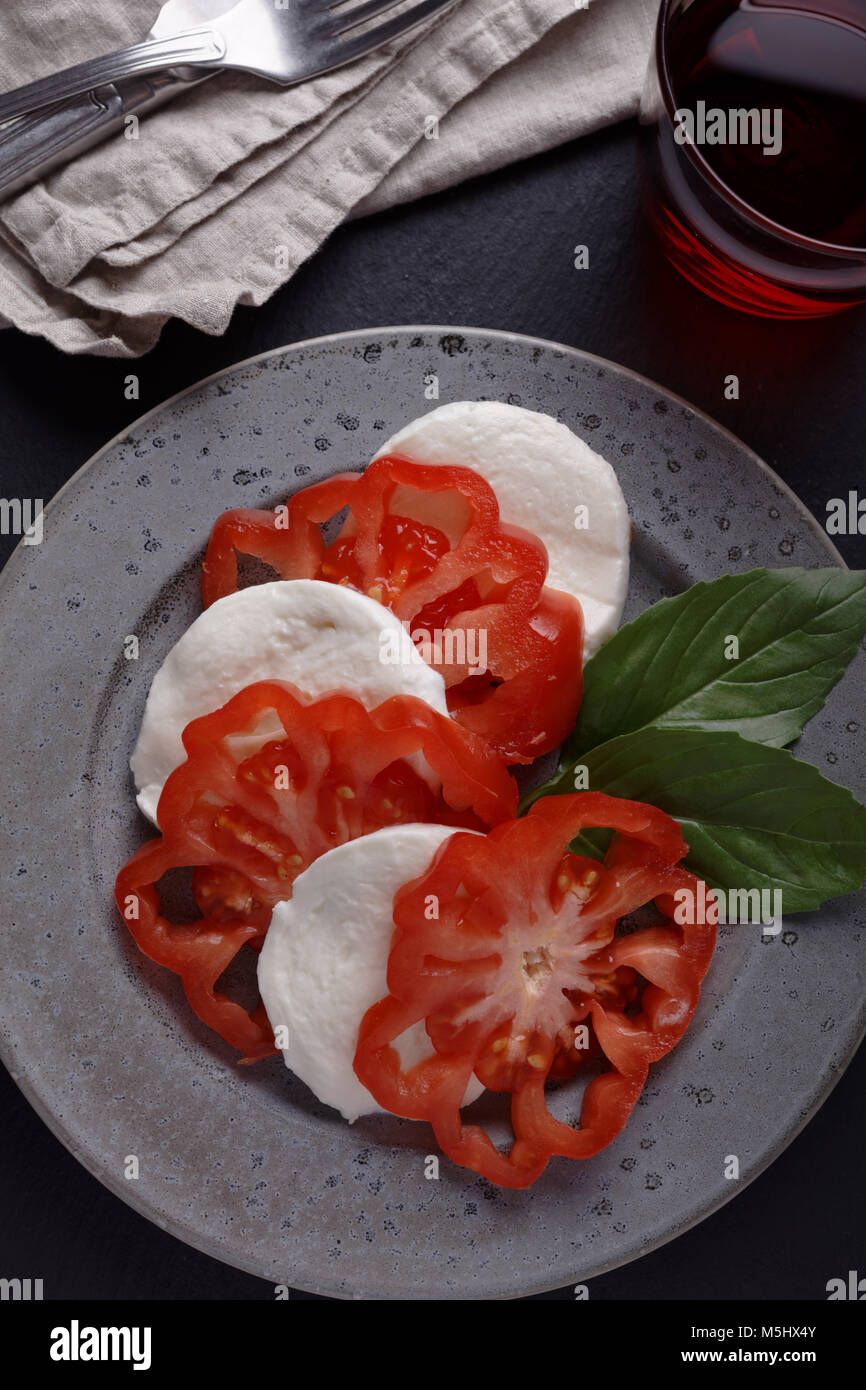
[375,400,630,658]
[131,579,447,825]
[257,824,484,1122]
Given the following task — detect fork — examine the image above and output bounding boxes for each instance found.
[0,0,457,127]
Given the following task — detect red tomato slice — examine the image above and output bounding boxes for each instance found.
[115,682,518,1063]
[353,792,716,1188]
[201,457,585,764]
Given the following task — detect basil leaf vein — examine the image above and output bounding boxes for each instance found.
[526,727,866,913]
[568,568,866,756]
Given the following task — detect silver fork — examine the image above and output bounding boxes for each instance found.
[0,0,229,201]
[0,0,457,127]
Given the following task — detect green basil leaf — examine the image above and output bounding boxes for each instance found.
[568,568,866,756]
[525,727,866,913]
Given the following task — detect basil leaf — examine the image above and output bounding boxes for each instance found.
[568,568,866,756]
[526,727,866,913]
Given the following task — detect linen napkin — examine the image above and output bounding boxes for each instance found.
[0,0,658,357]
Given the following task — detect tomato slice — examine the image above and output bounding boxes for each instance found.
[201,457,585,764]
[115,682,518,1063]
[353,792,716,1188]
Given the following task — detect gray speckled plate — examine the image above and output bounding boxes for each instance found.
[0,327,863,1301]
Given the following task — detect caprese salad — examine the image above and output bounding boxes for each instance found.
[115,400,866,1189]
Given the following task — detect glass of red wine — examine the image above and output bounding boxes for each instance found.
[638,0,866,317]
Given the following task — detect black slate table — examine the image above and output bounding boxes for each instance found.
[1,119,864,1301]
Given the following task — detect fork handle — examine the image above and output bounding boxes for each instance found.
[0,71,216,202]
[0,28,226,126]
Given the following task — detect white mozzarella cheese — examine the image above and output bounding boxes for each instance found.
[131,579,447,825]
[375,400,630,658]
[257,823,484,1122]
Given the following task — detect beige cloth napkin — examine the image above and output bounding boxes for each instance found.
[0,0,657,357]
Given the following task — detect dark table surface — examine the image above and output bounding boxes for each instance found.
[1,118,864,1301]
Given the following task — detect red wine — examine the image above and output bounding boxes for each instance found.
[666,0,866,246]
